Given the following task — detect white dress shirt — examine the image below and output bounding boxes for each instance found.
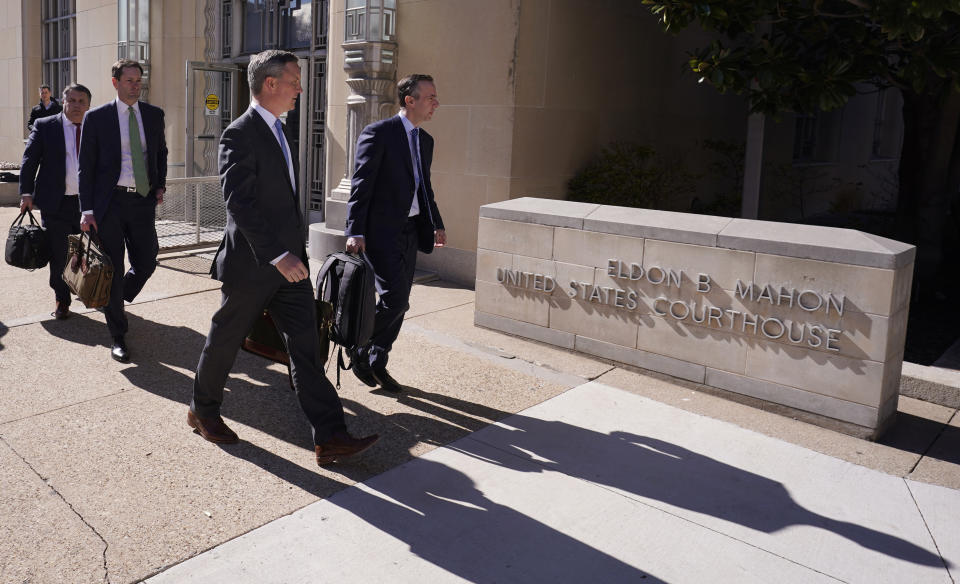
[61,115,80,197]
[398,110,421,218]
[115,98,148,189]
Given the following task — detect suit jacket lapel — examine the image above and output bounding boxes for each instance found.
[251,110,297,196]
[107,102,121,163]
[52,113,67,161]
[395,116,415,180]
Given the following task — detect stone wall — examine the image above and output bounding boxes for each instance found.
[475,198,915,436]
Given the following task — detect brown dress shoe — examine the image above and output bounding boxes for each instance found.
[53,301,70,320]
[187,410,239,444]
[315,431,379,465]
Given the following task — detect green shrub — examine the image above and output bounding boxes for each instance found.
[567,142,696,210]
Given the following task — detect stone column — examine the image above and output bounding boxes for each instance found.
[325,40,397,231]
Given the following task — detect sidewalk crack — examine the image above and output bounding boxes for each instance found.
[906,410,954,476]
[904,477,954,583]
[0,436,111,584]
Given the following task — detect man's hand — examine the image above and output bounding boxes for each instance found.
[155,187,165,205]
[275,253,309,283]
[19,196,33,212]
[80,213,97,233]
[346,236,366,254]
[434,229,447,247]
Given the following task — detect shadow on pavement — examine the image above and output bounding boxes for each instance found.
[879,412,960,467]
[397,388,948,570]
[335,397,662,583]
[33,310,949,577]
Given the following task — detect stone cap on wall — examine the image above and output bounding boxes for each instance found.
[480,197,915,270]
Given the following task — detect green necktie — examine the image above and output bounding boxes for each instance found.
[128,107,149,197]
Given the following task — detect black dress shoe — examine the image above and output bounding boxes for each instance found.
[372,367,402,393]
[53,301,71,320]
[351,357,378,387]
[315,431,379,465]
[111,336,130,363]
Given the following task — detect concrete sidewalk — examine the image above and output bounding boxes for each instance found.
[1,204,959,583]
[146,381,960,584]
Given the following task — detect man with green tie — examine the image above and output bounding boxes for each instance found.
[79,59,168,362]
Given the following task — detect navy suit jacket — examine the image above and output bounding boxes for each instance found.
[78,100,167,221]
[345,115,444,254]
[210,108,305,286]
[19,113,74,214]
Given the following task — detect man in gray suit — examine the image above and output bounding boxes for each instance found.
[190,50,378,467]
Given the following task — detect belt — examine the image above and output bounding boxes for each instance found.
[114,185,139,193]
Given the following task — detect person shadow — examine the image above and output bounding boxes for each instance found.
[35,313,948,576]
[395,387,949,570]
[217,396,663,583]
[38,311,382,459]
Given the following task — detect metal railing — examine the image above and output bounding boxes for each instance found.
[156,176,224,251]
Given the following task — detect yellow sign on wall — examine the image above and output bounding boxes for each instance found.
[205,94,220,115]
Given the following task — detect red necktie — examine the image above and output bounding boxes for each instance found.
[74,123,81,155]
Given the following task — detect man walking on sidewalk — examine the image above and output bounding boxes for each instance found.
[19,84,91,320]
[78,59,167,363]
[344,74,447,393]
[190,50,378,466]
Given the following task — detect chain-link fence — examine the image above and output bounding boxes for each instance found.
[156,176,224,251]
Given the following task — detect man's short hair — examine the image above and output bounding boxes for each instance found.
[397,74,434,107]
[248,50,298,96]
[39,84,51,91]
[62,83,92,102]
[112,59,144,80]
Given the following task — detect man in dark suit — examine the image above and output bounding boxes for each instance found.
[345,74,446,393]
[19,84,92,319]
[190,50,378,467]
[78,59,167,363]
[27,84,62,131]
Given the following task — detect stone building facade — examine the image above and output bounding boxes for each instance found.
[1,0,902,285]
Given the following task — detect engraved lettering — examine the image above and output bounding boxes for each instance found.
[798,290,823,312]
[653,297,668,316]
[826,329,842,352]
[697,273,711,293]
[807,325,825,348]
[761,317,785,340]
[670,300,690,320]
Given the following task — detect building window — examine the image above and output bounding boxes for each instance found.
[222,0,233,58]
[309,58,326,209]
[118,0,150,63]
[792,109,843,164]
[872,88,903,160]
[345,0,396,42]
[242,0,314,54]
[42,0,77,96]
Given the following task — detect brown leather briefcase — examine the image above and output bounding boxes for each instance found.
[62,231,114,309]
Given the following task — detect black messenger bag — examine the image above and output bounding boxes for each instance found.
[5,209,50,270]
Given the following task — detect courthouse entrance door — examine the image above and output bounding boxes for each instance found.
[185,61,242,177]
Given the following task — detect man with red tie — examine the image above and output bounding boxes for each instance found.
[19,84,92,320]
